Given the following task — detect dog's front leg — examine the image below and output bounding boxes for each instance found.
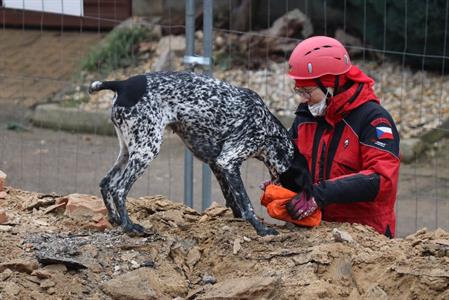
[210,162,278,236]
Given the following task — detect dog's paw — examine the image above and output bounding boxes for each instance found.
[257,227,279,236]
[108,214,121,226]
[124,223,152,237]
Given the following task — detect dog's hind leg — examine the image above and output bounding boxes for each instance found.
[110,131,163,236]
[211,151,278,236]
[110,156,151,235]
[99,126,129,225]
[209,164,242,218]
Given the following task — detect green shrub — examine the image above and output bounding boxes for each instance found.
[81,26,150,74]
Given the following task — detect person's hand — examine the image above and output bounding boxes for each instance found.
[259,179,272,191]
[286,192,318,220]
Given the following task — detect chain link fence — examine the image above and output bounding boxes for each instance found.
[0,0,448,237]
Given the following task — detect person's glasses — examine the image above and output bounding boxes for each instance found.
[292,86,318,98]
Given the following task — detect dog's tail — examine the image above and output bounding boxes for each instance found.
[88,80,122,94]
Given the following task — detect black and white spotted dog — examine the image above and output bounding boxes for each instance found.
[89,71,307,236]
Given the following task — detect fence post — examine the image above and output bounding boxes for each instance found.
[201,0,213,210]
[183,0,214,210]
[183,0,195,208]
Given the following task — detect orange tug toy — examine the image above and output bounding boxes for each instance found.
[260,184,321,227]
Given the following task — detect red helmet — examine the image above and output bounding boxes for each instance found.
[288,36,351,80]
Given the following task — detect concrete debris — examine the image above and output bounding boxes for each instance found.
[332,228,354,243]
[0,259,39,274]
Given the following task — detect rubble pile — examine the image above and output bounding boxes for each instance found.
[0,187,448,299]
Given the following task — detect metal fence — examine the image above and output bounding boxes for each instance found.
[0,0,448,237]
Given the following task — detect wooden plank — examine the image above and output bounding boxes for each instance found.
[0,0,132,30]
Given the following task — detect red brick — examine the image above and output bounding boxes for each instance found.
[64,194,107,220]
[88,216,112,232]
[0,209,7,224]
[0,170,6,191]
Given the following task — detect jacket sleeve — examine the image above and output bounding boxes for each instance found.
[279,147,312,195]
[279,117,312,195]
[312,110,400,207]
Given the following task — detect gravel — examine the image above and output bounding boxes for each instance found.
[77,42,448,139]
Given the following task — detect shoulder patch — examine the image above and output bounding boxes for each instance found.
[370,117,392,127]
[375,126,394,140]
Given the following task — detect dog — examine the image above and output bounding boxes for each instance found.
[89,71,309,236]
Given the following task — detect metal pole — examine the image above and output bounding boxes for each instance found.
[201,0,213,210]
[184,0,195,208]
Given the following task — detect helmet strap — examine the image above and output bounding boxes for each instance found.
[314,78,328,95]
[333,75,340,95]
[314,78,332,101]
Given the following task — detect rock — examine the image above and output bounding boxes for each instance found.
[238,8,312,62]
[332,228,354,243]
[141,260,155,268]
[0,225,12,232]
[198,276,281,299]
[31,269,53,279]
[233,238,242,255]
[43,202,66,214]
[204,202,232,217]
[40,279,56,288]
[198,215,210,223]
[25,196,56,210]
[432,227,449,239]
[0,170,6,191]
[0,191,6,199]
[364,284,388,300]
[266,8,313,38]
[37,255,88,270]
[88,215,112,232]
[4,281,21,296]
[27,275,41,284]
[130,260,140,270]
[0,258,39,274]
[406,228,428,240]
[335,29,363,56]
[186,246,201,267]
[42,264,67,274]
[152,48,176,72]
[221,225,231,231]
[160,210,186,227]
[0,268,13,281]
[29,290,47,300]
[138,41,154,53]
[64,194,107,220]
[0,209,8,224]
[400,138,425,163]
[101,267,188,299]
[202,274,217,285]
[47,288,56,295]
[156,35,186,56]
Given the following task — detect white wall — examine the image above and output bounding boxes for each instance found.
[3,0,84,16]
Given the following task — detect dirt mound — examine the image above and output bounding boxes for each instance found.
[0,188,448,299]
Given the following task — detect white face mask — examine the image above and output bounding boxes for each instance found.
[308,88,332,117]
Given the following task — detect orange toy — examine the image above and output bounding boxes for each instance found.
[260,184,321,227]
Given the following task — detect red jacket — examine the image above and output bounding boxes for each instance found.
[280,81,400,237]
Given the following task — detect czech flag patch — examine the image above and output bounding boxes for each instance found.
[376,126,394,140]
